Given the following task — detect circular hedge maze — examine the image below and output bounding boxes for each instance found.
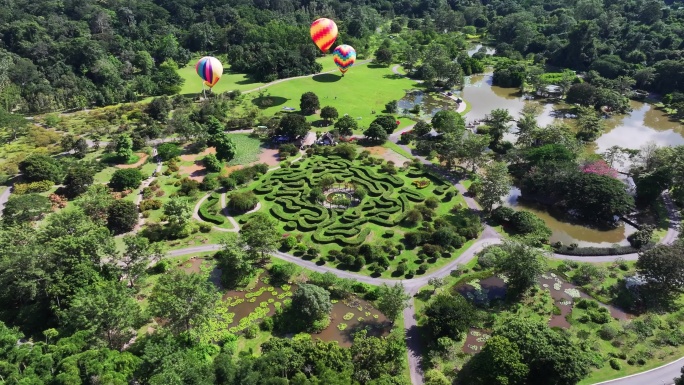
[253,155,452,247]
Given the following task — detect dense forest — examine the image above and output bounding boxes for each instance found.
[1,0,684,113]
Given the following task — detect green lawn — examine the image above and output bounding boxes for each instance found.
[176,57,342,96]
[244,64,420,131]
[227,134,264,166]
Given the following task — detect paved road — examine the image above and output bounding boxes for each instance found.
[0,185,12,214]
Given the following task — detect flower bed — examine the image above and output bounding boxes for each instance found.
[412,179,431,189]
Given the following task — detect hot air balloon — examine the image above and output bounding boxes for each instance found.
[310,18,338,53]
[332,45,357,75]
[195,57,223,96]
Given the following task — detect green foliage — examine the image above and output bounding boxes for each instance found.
[377,283,410,323]
[157,143,182,161]
[198,193,225,225]
[19,154,63,183]
[494,241,546,297]
[364,122,389,143]
[2,193,51,225]
[228,191,258,213]
[424,293,477,341]
[148,270,219,334]
[63,164,95,198]
[13,180,54,195]
[300,92,320,115]
[213,133,237,162]
[290,283,332,330]
[334,115,358,136]
[277,113,311,139]
[109,168,143,191]
[107,200,139,234]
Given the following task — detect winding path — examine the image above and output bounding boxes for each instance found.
[4,64,682,385]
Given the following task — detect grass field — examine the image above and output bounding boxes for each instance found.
[176,57,343,96]
[227,134,263,166]
[244,64,420,132]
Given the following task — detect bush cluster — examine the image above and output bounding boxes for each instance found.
[13,180,54,195]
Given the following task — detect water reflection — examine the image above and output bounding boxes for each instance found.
[398,90,457,118]
[467,44,496,57]
[505,187,637,247]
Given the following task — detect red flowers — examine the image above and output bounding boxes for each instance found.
[581,160,618,178]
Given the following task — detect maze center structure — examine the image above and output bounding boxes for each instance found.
[253,155,450,246]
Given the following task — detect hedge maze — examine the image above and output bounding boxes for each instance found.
[254,156,445,246]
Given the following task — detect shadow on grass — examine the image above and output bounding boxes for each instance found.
[367,63,389,69]
[251,96,289,109]
[312,119,333,128]
[383,74,405,80]
[313,73,342,83]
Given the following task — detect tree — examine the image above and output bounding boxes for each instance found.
[474,161,512,212]
[148,270,219,334]
[115,134,134,162]
[334,115,358,136]
[63,164,95,198]
[109,168,143,190]
[364,123,389,143]
[74,138,88,159]
[459,133,491,173]
[240,212,280,262]
[63,281,141,350]
[485,109,513,146]
[413,120,432,137]
[78,184,114,225]
[19,154,62,183]
[565,83,598,106]
[212,133,236,162]
[468,336,529,385]
[636,242,684,303]
[2,193,51,225]
[300,92,320,115]
[675,366,684,385]
[216,234,255,288]
[291,283,332,325]
[320,106,339,124]
[277,114,310,139]
[428,277,445,294]
[494,241,546,297]
[424,293,477,340]
[575,106,604,141]
[385,100,398,114]
[202,153,222,173]
[371,115,398,134]
[107,200,138,234]
[377,283,410,324]
[163,198,191,228]
[146,96,172,123]
[424,369,450,385]
[375,48,393,66]
[119,235,163,288]
[431,110,465,135]
[156,143,181,161]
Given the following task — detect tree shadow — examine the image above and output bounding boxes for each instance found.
[251,96,289,109]
[383,74,404,80]
[312,119,332,128]
[313,73,342,83]
[367,63,388,69]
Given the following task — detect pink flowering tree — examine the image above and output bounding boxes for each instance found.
[581,160,618,178]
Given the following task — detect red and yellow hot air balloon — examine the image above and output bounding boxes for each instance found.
[195,56,223,88]
[310,18,338,53]
[332,45,356,75]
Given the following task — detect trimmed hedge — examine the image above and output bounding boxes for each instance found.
[198,193,225,225]
[553,242,656,256]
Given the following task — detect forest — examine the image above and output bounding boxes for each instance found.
[1,0,683,112]
[1,0,684,384]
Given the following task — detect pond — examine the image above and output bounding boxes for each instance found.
[397,90,457,118]
[467,43,496,57]
[505,187,638,247]
[456,74,684,154]
[222,278,390,347]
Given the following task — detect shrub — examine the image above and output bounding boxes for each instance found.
[198,223,212,233]
[178,177,200,196]
[491,206,515,223]
[150,260,170,274]
[589,308,612,324]
[201,173,220,191]
[260,317,274,331]
[13,180,54,195]
[228,191,258,213]
[384,230,395,238]
[599,325,619,341]
[220,177,237,190]
[412,179,431,189]
[245,324,258,339]
[140,199,163,211]
[281,236,297,251]
[279,143,298,157]
[609,359,621,371]
[157,143,182,161]
[202,153,223,173]
[425,196,439,209]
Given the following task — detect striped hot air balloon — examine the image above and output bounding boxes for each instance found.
[310,18,338,53]
[195,56,223,88]
[332,45,357,75]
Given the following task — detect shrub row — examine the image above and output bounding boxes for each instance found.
[198,193,225,225]
[400,187,426,202]
[553,243,655,256]
[13,180,54,195]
